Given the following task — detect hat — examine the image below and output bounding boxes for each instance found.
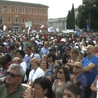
[60,38,66,42]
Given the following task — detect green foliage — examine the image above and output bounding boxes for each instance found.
[76,0,98,30]
[67,4,75,30]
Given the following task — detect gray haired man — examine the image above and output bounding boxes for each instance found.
[0,64,25,98]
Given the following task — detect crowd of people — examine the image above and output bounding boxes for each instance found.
[0,31,98,98]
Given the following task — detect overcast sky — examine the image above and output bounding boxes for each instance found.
[7,0,83,19]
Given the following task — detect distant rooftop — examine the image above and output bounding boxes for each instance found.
[0,0,49,8]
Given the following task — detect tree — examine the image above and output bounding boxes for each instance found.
[67,4,75,30]
[76,0,98,31]
[71,4,75,30]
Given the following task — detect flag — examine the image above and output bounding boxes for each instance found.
[32,29,36,33]
[48,28,50,32]
[40,24,44,29]
[3,25,7,31]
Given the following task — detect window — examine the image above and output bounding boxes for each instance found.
[8,17,11,22]
[15,7,18,12]
[22,8,25,13]
[34,9,37,14]
[1,18,3,22]
[15,18,18,22]
[34,19,37,23]
[28,8,31,13]
[39,9,42,14]
[8,7,11,12]
[39,19,42,24]
[22,18,25,23]
[45,10,47,14]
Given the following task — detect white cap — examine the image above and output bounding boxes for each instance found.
[61,38,66,42]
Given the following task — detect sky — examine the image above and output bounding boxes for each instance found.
[7,0,83,19]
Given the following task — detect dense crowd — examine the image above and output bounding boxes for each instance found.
[0,31,98,98]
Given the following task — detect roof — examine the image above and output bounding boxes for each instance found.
[0,0,49,8]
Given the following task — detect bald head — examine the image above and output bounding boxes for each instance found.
[74,62,83,68]
[86,45,94,55]
[73,62,83,74]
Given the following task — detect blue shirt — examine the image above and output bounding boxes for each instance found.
[70,73,87,98]
[40,47,49,58]
[82,55,98,84]
[48,63,56,75]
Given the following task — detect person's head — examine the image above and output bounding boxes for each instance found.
[9,45,16,57]
[33,76,55,98]
[0,54,11,69]
[40,59,49,70]
[57,66,70,82]
[60,38,66,46]
[16,50,25,59]
[86,45,94,55]
[70,49,79,59]
[25,46,32,55]
[6,64,25,85]
[63,82,81,98]
[12,57,21,64]
[73,62,83,74]
[31,47,36,53]
[94,45,98,53]
[49,41,53,47]
[44,41,48,48]
[47,53,55,63]
[31,57,40,69]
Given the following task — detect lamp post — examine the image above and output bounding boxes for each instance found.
[83,4,96,31]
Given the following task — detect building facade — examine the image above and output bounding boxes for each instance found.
[0,0,48,32]
[48,17,67,32]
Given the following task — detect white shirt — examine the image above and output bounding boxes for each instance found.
[20,61,27,72]
[20,61,27,81]
[28,67,44,84]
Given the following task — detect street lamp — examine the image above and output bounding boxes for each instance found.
[83,4,96,31]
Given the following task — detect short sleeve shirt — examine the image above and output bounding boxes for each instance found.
[0,84,25,98]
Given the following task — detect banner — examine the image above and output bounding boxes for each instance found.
[25,22,32,27]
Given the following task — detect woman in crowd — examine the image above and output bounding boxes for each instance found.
[68,49,79,64]
[40,59,53,82]
[52,66,71,98]
[28,57,44,85]
[23,76,55,98]
[66,49,79,71]
[63,82,81,98]
[0,54,11,85]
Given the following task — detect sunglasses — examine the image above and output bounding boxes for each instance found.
[6,71,21,78]
[73,65,82,69]
[58,71,64,74]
